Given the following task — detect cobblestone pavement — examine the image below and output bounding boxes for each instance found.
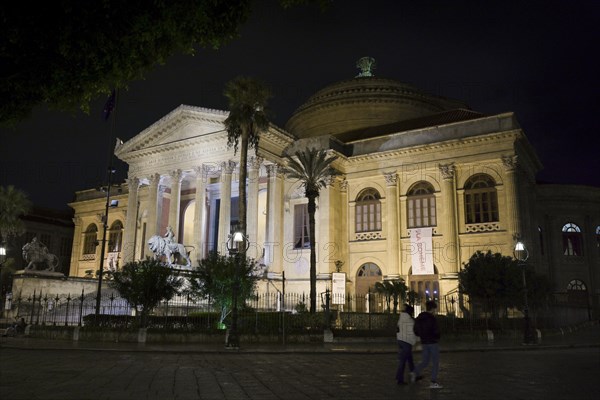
[1,346,599,399]
[1,324,599,400]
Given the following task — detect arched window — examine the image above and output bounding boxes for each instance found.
[355,188,382,233]
[407,181,436,228]
[464,174,498,224]
[567,279,586,291]
[538,226,545,255]
[357,263,382,277]
[567,279,588,306]
[108,220,123,252]
[83,224,98,255]
[562,222,583,256]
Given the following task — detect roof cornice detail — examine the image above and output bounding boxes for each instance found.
[347,130,523,164]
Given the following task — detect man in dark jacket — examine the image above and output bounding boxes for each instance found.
[411,300,442,389]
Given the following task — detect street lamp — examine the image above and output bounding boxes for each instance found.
[225,229,249,349]
[0,242,6,264]
[514,240,536,344]
[94,167,117,321]
[1,242,8,318]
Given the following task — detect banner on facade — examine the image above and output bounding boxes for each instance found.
[409,227,434,275]
[331,272,346,304]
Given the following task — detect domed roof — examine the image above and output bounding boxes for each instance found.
[285,60,469,139]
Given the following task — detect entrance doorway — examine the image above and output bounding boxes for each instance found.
[355,262,382,312]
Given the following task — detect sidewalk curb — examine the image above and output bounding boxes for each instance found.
[2,339,598,355]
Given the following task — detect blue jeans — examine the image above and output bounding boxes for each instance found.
[395,340,414,383]
[414,343,440,382]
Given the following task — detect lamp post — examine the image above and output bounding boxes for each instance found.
[0,242,6,271]
[225,229,249,349]
[95,89,120,321]
[514,241,536,344]
[94,167,117,320]
[0,242,6,317]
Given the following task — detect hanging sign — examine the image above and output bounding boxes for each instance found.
[409,227,434,275]
[331,272,346,304]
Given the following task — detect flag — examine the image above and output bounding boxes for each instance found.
[102,89,116,121]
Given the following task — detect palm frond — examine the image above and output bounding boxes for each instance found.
[283,148,340,197]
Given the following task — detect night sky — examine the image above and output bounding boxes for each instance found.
[1,0,598,212]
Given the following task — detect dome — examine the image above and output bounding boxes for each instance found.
[285,74,469,139]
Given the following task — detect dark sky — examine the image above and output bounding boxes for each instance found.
[1,0,599,211]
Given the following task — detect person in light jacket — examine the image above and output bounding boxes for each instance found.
[395,304,417,384]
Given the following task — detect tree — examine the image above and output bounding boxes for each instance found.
[0,185,31,242]
[223,76,272,249]
[110,258,184,327]
[283,148,340,313]
[1,1,327,126]
[0,1,252,126]
[458,250,522,319]
[186,251,260,327]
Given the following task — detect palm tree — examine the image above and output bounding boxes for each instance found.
[223,76,272,248]
[0,185,31,243]
[374,279,408,313]
[223,77,271,348]
[283,148,340,313]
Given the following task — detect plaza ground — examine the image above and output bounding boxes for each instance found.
[1,323,599,400]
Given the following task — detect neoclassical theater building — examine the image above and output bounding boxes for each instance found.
[68,60,600,315]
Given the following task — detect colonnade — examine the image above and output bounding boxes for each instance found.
[121,157,285,271]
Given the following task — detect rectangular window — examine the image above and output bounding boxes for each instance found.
[83,234,97,255]
[108,231,122,252]
[356,202,382,232]
[408,197,436,228]
[294,204,310,249]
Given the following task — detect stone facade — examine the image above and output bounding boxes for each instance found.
[66,73,600,317]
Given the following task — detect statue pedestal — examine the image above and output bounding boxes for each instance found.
[10,271,99,299]
[14,270,66,279]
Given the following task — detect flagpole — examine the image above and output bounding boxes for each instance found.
[95,89,118,321]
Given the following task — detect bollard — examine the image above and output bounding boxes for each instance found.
[138,328,147,343]
[486,329,494,342]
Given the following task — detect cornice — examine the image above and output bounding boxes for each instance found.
[347,130,523,165]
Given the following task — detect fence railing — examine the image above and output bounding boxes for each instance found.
[4,289,591,335]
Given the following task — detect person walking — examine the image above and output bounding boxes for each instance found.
[395,304,417,384]
[411,300,443,389]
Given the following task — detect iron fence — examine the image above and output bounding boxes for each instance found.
[4,289,591,335]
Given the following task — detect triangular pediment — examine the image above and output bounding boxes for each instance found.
[115,105,229,160]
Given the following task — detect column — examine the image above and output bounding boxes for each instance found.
[193,165,208,262]
[317,176,335,275]
[439,163,459,273]
[146,173,161,237]
[69,216,82,276]
[247,156,262,260]
[218,161,235,254]
[338,178,349,272]
[265,164,284,273]
[168,169,183,240]
[501,155,521,241]
[123,177,139,263]
[384,171,400,277]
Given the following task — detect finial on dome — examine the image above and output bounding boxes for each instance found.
[355,57,376,77]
